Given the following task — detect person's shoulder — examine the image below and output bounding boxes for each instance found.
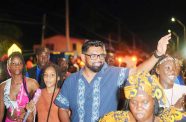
[174,83,186,89]
[63,71,79,85]
[99,111,134,122]
[0,78,10,90]
[0,81,6,88]
[67,71,79,79]
[108,65,128,70]
[26,77,37,82]
[26,77,39,87]
[107,66,129,76]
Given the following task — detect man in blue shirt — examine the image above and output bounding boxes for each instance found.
[55,34,171,122]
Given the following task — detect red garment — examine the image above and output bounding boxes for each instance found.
[26,60,33,69]
[37,89,60,122]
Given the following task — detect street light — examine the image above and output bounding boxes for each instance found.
[171,17,186,43]
[168,29,179,51]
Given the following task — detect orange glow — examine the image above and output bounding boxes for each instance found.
[117,57,123,63]
[131,56,137,62]
[80,61,85,67]
[77,59,81,64]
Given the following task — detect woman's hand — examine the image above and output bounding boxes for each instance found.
[26,100,35,112]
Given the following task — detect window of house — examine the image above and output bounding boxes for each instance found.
[46,43,54,50]
[72,43,77,51]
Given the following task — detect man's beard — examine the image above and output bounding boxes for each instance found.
[86,62,104,72]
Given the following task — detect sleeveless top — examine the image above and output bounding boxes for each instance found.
[4,78,29,115]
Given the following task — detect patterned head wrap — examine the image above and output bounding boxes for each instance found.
[124,71,166,105]
[156,54,182,67]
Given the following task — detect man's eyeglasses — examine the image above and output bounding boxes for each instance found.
[84,54,106,60]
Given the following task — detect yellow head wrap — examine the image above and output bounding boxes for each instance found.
[124,71,166,104]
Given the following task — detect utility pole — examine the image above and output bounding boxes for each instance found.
[66,0,70,51]
[41,14,46,46]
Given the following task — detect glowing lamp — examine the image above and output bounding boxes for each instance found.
[131,56,137,62]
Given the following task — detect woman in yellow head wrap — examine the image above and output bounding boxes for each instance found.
[99,72,186,122]
[123,71,166,122]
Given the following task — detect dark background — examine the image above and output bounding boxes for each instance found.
[0,0,186,52]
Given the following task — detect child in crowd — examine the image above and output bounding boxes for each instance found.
[36,64,60,122]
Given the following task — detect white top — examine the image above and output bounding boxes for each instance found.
[161,83,186,107]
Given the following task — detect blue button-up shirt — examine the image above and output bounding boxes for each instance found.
[55,63,129,122]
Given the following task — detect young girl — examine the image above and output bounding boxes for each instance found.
[37,63,60,122]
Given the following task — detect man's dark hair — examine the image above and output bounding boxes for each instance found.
[82,40,105,54]
[36,47,50,55]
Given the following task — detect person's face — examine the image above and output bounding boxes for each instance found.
[37,52,50,68]
[43,66,58,88]
[129,90,154,122]
[8,56,23,75]
[157,60,176,86]
[106,54,115,66]
[69,56,75,63]
[59,58,68,72]
[81,46,106,72]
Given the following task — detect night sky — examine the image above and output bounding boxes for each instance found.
[0,0,186,52]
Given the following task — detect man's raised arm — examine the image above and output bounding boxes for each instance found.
[129,33,171,75]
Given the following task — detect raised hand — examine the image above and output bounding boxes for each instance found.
[156,33,171,56]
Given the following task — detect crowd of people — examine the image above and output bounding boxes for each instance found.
[1,33,186,122]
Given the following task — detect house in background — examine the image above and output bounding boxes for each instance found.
[34,35,85,56]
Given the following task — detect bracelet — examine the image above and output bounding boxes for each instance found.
[153,50,164,59]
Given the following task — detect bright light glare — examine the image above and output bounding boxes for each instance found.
[80,61,85,67]
[171,17,175,22]
[118,57,122,63]
[131,56,137,62]
[168,29,171,33]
